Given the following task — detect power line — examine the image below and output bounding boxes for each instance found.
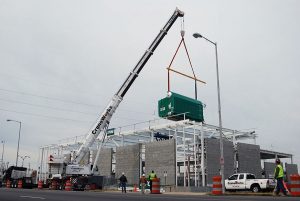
[0,97,154,120]
[0,97,97,116]
[0,88,99,108]
[0,107,144,123]
[0,108,92,123]
[0,88,154,115]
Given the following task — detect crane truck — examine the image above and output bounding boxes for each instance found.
[47,8,184,190]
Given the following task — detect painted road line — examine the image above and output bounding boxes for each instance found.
[20,195,46,200]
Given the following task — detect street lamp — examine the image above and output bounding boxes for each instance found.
[7,119,22,167]
[193,32,225,193]
[20,155,30,167]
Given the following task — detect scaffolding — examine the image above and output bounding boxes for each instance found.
[38,117,258,186]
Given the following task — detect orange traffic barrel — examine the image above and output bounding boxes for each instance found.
[212,176,222,195]
[133,184,137,192]
[38,180,43,189]
[151,178,160,194]
[290,174,300,196]
[17,179,23,188]
[65,180,71,191]
[6,180,11,188]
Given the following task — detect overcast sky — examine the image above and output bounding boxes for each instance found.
[0,0,299,171]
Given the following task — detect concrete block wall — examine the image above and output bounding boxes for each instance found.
[205,138,235,184]
[223,140,235,179]
[205,138,219,185]
[115,144,141,185]
[237,143,262,178]
[91,148,113,176]
[263,162,275,178]
[285,163,298,182]
[145,139,176,186]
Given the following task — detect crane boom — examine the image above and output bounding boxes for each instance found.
[72,8,184,165]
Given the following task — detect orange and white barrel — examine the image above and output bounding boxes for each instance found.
[38,180,43,189]
[151,178,160,194]
[65,180,71,191]
[17,179,23,188]
[212,176,222,195]
[6,180,11,188]
[290,174,300,197]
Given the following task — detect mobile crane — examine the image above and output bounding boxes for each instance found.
[48,8,184,190]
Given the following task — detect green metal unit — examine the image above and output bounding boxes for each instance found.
[158,92,204,122]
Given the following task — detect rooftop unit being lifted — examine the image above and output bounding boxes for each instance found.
[158,91,204,122]
[158,26,206,122]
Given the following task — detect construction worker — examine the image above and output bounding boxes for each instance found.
[148,170,157,193]
[119,172,127,193]
[140,174,147,194]
[274,158,288,196]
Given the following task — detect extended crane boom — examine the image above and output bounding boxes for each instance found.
[72,8,184,166]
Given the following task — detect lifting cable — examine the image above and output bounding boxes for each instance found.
[167,17,206,100]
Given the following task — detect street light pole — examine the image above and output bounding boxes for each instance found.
[7,119,22,167]
[193,33,225,193]
[1,140,5,165]
[20,155,30,167]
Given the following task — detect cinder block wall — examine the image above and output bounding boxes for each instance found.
[206,138,219,184]
[264,162,275,178]
[115,144,141,185]
[145,139,176,185]
[91,148,112,176]
[237,143,262,178]
[285,163,298,182]
[224,140,235,179]
[206,138,235,184]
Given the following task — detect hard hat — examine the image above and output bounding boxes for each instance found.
[142,174,145,176]
[275,158,281,164]
[122,172,125,175]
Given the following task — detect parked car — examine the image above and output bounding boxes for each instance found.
[225,173,276,192]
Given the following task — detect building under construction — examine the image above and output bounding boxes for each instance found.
[38,117,298,189]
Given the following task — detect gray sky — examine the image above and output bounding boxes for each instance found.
[0,0,299,170]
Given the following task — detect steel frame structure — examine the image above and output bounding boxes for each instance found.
[38,118,257,185]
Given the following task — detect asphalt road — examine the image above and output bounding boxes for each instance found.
[0,188,299,201]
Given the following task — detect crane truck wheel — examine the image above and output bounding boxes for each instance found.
[250,184,261,193]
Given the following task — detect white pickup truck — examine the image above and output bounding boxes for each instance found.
[225,173,276,193]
